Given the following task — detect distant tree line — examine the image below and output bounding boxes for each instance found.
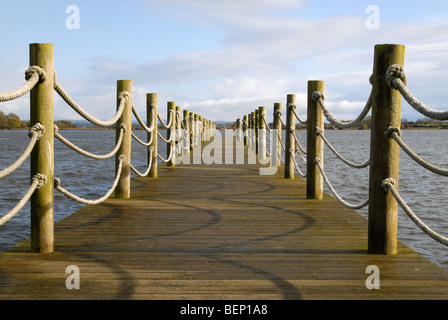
[0,110,78,129]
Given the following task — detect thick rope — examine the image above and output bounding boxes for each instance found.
[386,64,448,120]
[0,66,46,102]
[157,110,174,129]
[131,147,154,177]
[316,127,370,169]
[312,91,373,129]
[0,174,47,226]
[131,131,153,147]
[275,110,286,127]
[157,129,175,143]
[54,155,125,205]
[382,178,448,246]
[157,147,174,163]
[386,126,448,176]
[289,104,307,124]
[315,157,369,210]
[54,124,126,160]
[54,79,129,127]
[291,127,307,155]
[132,105,155,133]
[290,148,306,178]
[0,123,45,179]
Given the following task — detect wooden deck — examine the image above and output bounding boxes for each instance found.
[1,158,448,300]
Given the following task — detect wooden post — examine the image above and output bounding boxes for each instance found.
[183,109,190,155]
[115,80,132,199]
[243,115,248,147]
[189,112,195,152]
[368,44,405,255]
[307,81,325,199]
[147,93,157,178]
[273,103,283,167]
[255,109,259,156]
[258,106,267,162]
[167,102,176,167]
[30,43,54,253]
[284,94,296,179]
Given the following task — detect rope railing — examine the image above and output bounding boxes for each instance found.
[0,174,47,227]
[316,127,370,169]
[54,123,126,160]
[315,157,369,209]
[289,104,307,125]
[0,43,217,253]
[386,64,448,120]
[54,79,130,127]
[382,178,448,247]
[0,66,46,102]
[386,126,448,176]
[54,155,126,205]
[0,123,45,179]
[312,90,373,129]
[0,65,48,231]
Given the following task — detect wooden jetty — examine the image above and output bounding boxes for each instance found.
[2,43,448,302]
[1,159,448,300]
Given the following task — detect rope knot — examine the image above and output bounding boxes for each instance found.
[287,103,296,110]
[313,157,321,164]
[315,126,323,136]
[384,126,402,138]
[118,91,131,103]
[118,154,126,162]
[381,178,395,191]
[386,64,407,90]
[33,174,48,189]
[120,123,127,132]
[25,66,47,83]
[28,123,45,139]
[312,91,324,102]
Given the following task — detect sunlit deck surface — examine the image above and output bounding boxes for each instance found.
[1,157,448,300]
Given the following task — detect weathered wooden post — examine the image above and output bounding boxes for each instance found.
[30,43,54,253]
[307,81,325,199]
[147,93,157,178]
[189,112,195,152]
[284,94,296,179]
[175,106,181,157]
[167,102,176,167]
[258,106,267,162]
[273,103,283,167]
[255,109,259,156]
[368,44,405,255]
[243,115,248,147]
[183,109,190,155]
[115,80,132,199]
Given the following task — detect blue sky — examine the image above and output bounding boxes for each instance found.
[1,0,448,122]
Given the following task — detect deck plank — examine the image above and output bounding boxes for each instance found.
[1,161,448,300]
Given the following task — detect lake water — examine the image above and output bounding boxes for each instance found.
[1,129,448,272]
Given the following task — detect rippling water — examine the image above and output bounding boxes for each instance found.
[1,129,448,271]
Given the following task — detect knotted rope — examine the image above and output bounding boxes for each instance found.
[382,178,448,247]
[0,66,46,102]
[0,174,47,226]
[54,77,130,127]
[386,126,448,176]
[386,64,448,120]
[0,123,45,179]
